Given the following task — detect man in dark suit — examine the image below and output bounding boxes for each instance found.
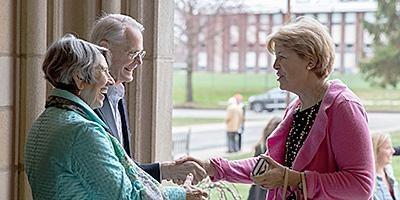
[90,13,206,183]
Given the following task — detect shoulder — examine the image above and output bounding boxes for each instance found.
[325,80,366,116]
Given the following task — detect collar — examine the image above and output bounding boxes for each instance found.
[107,83,125,104]
[50,88,108,129]
[267,79,352,169]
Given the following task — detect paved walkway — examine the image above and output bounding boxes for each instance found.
[172,111,400,160]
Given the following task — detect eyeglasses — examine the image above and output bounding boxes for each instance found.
[128,50,146,61]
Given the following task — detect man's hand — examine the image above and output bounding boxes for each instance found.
[160,160,207,185]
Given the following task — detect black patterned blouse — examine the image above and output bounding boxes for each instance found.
[284,101,321,200]
[284,101,322,168]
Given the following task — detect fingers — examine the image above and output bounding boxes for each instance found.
[171,161,207,185]
[184,173,193,186]
[188,162,207,184]
[259,155,281,169]
[173,179,184,185]
[175,155,195,164]
[186,187,208,200]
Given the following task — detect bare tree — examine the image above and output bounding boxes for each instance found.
[174,0,244,104]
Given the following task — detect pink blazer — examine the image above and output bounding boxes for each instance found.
[210,80,374,200]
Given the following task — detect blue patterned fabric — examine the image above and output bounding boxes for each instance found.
[25,88,185,200]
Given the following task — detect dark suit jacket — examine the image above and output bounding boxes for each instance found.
[94,95,161,182]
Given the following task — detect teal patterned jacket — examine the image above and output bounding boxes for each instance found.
[24,88,185,200]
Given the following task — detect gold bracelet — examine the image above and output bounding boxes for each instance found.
[301,172,308,199]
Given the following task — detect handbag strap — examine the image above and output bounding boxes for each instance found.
[301,172,308,199]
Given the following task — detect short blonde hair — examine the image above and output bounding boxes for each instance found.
[371,133,392,168]
[266,16,335,78]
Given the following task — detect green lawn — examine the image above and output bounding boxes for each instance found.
[173,71,400,111]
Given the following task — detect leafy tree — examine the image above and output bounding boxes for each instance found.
[174,0,243,104]
[361,0,400,88]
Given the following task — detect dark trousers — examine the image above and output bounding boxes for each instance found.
[227,131,239,152]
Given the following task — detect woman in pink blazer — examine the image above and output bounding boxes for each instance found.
[178,17,374,200]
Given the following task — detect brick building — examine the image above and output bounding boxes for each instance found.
[174,0,377,73]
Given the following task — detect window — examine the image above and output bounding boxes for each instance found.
[198,52,207,69]
[230,25,239,45]
[273,14,283,25]
[247,25,257,44]
[258,31,267,45]
[258,53,268,69]
[246,52,256,69]
[345,13,356,23]
[229,52,239,71]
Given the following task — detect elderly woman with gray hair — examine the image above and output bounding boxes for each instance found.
[24,34,207,200]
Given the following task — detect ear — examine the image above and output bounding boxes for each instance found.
[99,39,109,49]
[72,74,85,91]
[306,57,316,70]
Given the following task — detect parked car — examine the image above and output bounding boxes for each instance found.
[248,88,296,112]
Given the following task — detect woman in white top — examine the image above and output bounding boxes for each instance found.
[372,133,400,200]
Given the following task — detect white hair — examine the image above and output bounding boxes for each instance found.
[90,13,144,47]
[42,34,110,93]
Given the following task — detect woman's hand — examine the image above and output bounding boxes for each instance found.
[251,155,301,189]
[175,156,215,177]
[184,174,208,200]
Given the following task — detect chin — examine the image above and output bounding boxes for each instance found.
[92,101,103,109]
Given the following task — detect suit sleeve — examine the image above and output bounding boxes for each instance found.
[138,163,161,182]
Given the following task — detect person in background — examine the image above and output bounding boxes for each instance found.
[24,34,207,199]
[176,16,374,200]
[225,96,244,152]
[90,13,206,184]
[372,133,400,200]
[234,93,245,151]
[247,116,282,200]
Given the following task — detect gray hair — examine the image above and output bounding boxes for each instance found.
[90,13,144,46]
[42,34,111,93]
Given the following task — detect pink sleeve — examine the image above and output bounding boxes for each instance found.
[306,101,374,199]
[209,157,258,184]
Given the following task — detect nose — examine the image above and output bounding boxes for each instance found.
[272,58,279,70]
[106,71,115,85]
[391,147,396,155]
[134,55,143,65]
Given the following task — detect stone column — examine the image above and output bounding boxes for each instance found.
[1,0,18,199]
[101,0,121,14]
[126,0,174,163]
[17,0,47,199]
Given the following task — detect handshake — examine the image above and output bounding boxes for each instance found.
[160,156,214,200]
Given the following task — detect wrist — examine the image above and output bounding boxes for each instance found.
[203,160,215,177]
[287,169,301,187]
[160,161,174,179]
